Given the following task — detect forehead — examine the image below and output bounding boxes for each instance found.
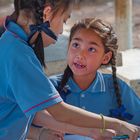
[72,28,103,43]
[70,28,105,49]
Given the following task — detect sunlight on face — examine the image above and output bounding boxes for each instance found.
[67,28,106,79]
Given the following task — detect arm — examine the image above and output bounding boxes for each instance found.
[33,110,116,139]
[27,126,64,140]
[45,102,140,140]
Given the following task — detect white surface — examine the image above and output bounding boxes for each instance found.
[117,48,140,80]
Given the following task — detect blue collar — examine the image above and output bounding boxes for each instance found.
[4,18,28,43]
[67,71,106,94]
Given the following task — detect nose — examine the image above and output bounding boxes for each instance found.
[76,50,86,60]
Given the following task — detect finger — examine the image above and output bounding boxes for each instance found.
[103,129,116,137]
[56,133,64,138]
[130,132,137,140]
[55,134,64,140]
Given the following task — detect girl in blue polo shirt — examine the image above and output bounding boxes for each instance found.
[48,18,140,140]
[0,0,140,139]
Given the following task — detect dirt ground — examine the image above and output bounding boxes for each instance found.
[0,0,140,48]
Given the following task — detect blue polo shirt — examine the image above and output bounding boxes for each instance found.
[0,20,62,140]
[50,72,140,126]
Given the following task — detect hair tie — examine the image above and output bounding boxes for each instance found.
[28,21,57,43]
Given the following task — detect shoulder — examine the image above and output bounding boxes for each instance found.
[100,72,137,95]
[1,31,35,61]
[99,72,130,89]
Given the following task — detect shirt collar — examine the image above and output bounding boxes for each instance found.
[4,18,28,43]
[67,71,106,93]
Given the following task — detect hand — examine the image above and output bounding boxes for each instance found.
[90,128,116,140]
[39,128,64,140]
[116,120,140,140]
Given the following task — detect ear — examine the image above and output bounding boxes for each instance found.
[43,6,52,22]
[102,51,112,65]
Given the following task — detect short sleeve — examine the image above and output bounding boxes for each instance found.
[8,47,62,117]
[119,80,140,125]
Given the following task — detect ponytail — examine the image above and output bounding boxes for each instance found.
[31,0,46,67]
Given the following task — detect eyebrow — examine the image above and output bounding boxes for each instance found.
[72,37,99,46]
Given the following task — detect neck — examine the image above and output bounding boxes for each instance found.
[17,14,40,45]
[17,10,35,35]
[73,73,96,90]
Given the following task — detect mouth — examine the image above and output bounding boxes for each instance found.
[73,62,86,69]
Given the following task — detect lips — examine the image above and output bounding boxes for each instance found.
[73,62,86,69]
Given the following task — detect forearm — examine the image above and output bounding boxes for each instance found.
[34,110,94,137]
[47,102,119,131]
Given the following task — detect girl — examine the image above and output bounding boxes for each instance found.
[0,2,116,140]
[47,18,140,139]
[0,0,139,139]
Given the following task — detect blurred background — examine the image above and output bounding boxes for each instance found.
[0,0,140,49]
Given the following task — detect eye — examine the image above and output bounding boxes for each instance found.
[72,42,79,49]
[88,47,96,53]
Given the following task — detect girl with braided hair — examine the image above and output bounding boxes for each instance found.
[47,18,140,140]
[0,0,140,139]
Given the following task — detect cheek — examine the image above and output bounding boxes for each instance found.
[51,19,63,35]
[87,56,103,70]
[67,51,74,65]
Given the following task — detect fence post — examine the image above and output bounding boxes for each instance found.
[115,0,133,51]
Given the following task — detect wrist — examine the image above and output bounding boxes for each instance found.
[111,119,122,131]
[38,127,46,140]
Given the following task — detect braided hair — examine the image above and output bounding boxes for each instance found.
[60,18,122,109]
[9,0,75,67]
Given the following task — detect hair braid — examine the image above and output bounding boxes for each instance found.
[105,27,122,109]
[59,66,73,91]
[32,0,46,67]
[111,53,122,108]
